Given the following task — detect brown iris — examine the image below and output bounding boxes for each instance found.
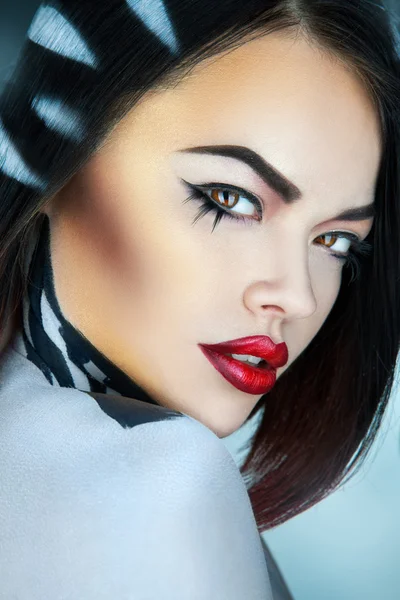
[210,188,240,208]
[315,234,338,248]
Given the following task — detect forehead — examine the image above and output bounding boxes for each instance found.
[138,31,382,209]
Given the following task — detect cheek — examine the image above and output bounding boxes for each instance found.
[314,258,343,309]
[310,257,343,332]
[85,194,209,326]
[81,145,224,312]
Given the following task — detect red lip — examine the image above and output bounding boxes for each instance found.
[198,335,289,395]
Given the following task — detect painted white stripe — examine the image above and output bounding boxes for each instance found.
[83,359,110,385]
[28,5,98,68]
[0,118,45,189]
[82,360,122,396]
[22,294,34,349]
[20,294,56,385]
[32,95,85,142]
[41,287,92,391]
[126,0,179,54]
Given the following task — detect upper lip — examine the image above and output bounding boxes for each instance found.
[198,335,289,369]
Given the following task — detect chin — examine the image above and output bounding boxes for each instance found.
[197,412,247,439]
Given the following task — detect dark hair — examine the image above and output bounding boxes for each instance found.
[0,0,399,533]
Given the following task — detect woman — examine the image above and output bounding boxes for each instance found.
[0,0,399,598]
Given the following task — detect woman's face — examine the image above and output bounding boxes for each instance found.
[43,31,380,438]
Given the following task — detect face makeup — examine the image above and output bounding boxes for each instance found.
[43,31,380,437]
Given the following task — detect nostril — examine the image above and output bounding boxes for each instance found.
[261,305,285,314]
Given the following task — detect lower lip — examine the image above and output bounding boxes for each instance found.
[199,347,277,395]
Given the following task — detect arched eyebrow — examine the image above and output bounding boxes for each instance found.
[177,144,376,221]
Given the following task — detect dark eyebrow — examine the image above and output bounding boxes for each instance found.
[177,144,375,221]
[333,204,375,221]
[177,144,302,202]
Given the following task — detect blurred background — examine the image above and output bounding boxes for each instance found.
[1,1,400,599]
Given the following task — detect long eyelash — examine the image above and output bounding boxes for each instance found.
[331,237,374,283]
[181,182,258,233]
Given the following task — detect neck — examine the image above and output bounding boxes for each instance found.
[17,215,158,406]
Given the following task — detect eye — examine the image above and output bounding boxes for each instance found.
[204,186,259,217]
[314,233,353,257]
[180,180,263,232]
[180,179,374,277]
[314,231,374,283]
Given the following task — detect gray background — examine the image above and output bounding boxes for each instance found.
[1,1,400,599]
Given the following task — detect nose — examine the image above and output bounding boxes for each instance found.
[243,254,318,322]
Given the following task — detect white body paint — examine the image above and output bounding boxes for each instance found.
[39,288,92,391]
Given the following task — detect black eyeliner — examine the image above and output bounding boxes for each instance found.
[179,177,375,280]
[180,178,263,221]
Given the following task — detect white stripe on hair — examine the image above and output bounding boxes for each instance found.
[0,118,45,189]
[28,5,98,68]
[126,0,180,55]
[32,95,85,142]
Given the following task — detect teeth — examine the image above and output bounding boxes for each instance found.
[230,353,264,365]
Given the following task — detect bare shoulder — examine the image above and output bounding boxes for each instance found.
[3,382,240,494]
[1,386,272,599]
[85,391,242,492]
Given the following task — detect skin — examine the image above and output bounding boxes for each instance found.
[41,31,381,438]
